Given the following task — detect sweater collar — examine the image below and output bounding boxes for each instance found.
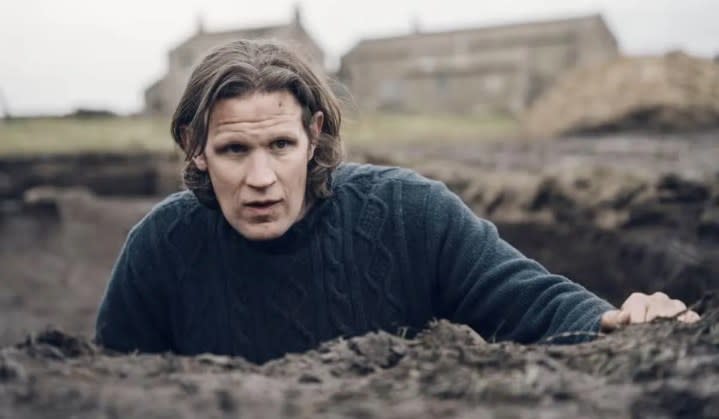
[241,196,332,254]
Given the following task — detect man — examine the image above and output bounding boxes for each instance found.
[95,40,699,363]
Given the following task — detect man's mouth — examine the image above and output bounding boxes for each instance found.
[244,199,282,209]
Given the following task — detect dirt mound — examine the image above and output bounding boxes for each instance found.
[523,52,719,138]
[2,305,719,419]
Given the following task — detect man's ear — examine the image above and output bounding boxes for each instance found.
[310,111,324,140]
[308,111,323,160]
[180,125,208,170]
[180,125,193,153]
[193,153,208,171]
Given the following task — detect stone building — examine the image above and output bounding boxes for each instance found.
[144,7,324,115]
[338,14,619,115]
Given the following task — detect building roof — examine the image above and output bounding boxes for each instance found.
[344,14,613,57]
[170,5,307,54]
[170,22,294,54]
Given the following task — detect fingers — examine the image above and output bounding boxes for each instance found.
[600,309,631,332]
[677,310,701,323]
[622,293,649,323]
[617,309,631,325]
[626,305,647,324]
[645,295,686,322]
[600,296,700,334]
[619,291,702,325]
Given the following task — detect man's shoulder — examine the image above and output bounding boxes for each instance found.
[150,189,204,216]
[127,190,211,245]
[330,163,441,221]
[333,162,436,193]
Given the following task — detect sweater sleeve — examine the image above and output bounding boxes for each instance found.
[95,216,173,353]
[426,181,615,344]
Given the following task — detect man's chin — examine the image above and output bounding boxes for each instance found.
[234,221,289,241]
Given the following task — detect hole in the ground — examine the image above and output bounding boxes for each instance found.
[496,221,716,309]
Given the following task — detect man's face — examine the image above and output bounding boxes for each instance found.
[194,90,323,241]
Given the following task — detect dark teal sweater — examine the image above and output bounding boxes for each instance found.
[95,163,614,363]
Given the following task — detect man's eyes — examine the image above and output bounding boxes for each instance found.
[218,139,295,154]
[271,139,295,150]
[222,144,249,154]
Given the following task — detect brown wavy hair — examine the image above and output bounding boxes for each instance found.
[170,39,344,208]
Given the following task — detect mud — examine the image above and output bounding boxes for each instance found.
[2,310,719,419]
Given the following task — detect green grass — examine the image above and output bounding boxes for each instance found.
[0,117,174,156]
[342,112,519,145]
[0,113,519,156]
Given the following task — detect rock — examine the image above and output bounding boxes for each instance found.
[418,320,486,348]
[346,331,408,370]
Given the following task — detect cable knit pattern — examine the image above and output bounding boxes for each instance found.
[266,251,313,349]
[386,180,408,325]
[96,163,615,364]
[356,193,390,330]
[321,196,354,337]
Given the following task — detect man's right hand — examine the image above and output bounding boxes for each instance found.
[600,292,700,332]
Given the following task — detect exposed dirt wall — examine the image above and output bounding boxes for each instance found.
[0,152,180,200]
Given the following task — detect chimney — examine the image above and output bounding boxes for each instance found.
[196,12,205,34]
[411,14,422,34]
[293,3,302,27]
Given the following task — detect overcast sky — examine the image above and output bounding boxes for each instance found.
[1,0,717,116]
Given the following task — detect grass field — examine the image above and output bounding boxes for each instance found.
[0,113,519,156]
[0,117,175,156]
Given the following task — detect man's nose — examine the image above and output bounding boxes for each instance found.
[245,152,277,189]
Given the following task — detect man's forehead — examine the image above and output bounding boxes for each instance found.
[210,91,303,124]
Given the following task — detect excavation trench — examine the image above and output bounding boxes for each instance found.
[2,163,719,418]
[496,221,717,308]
